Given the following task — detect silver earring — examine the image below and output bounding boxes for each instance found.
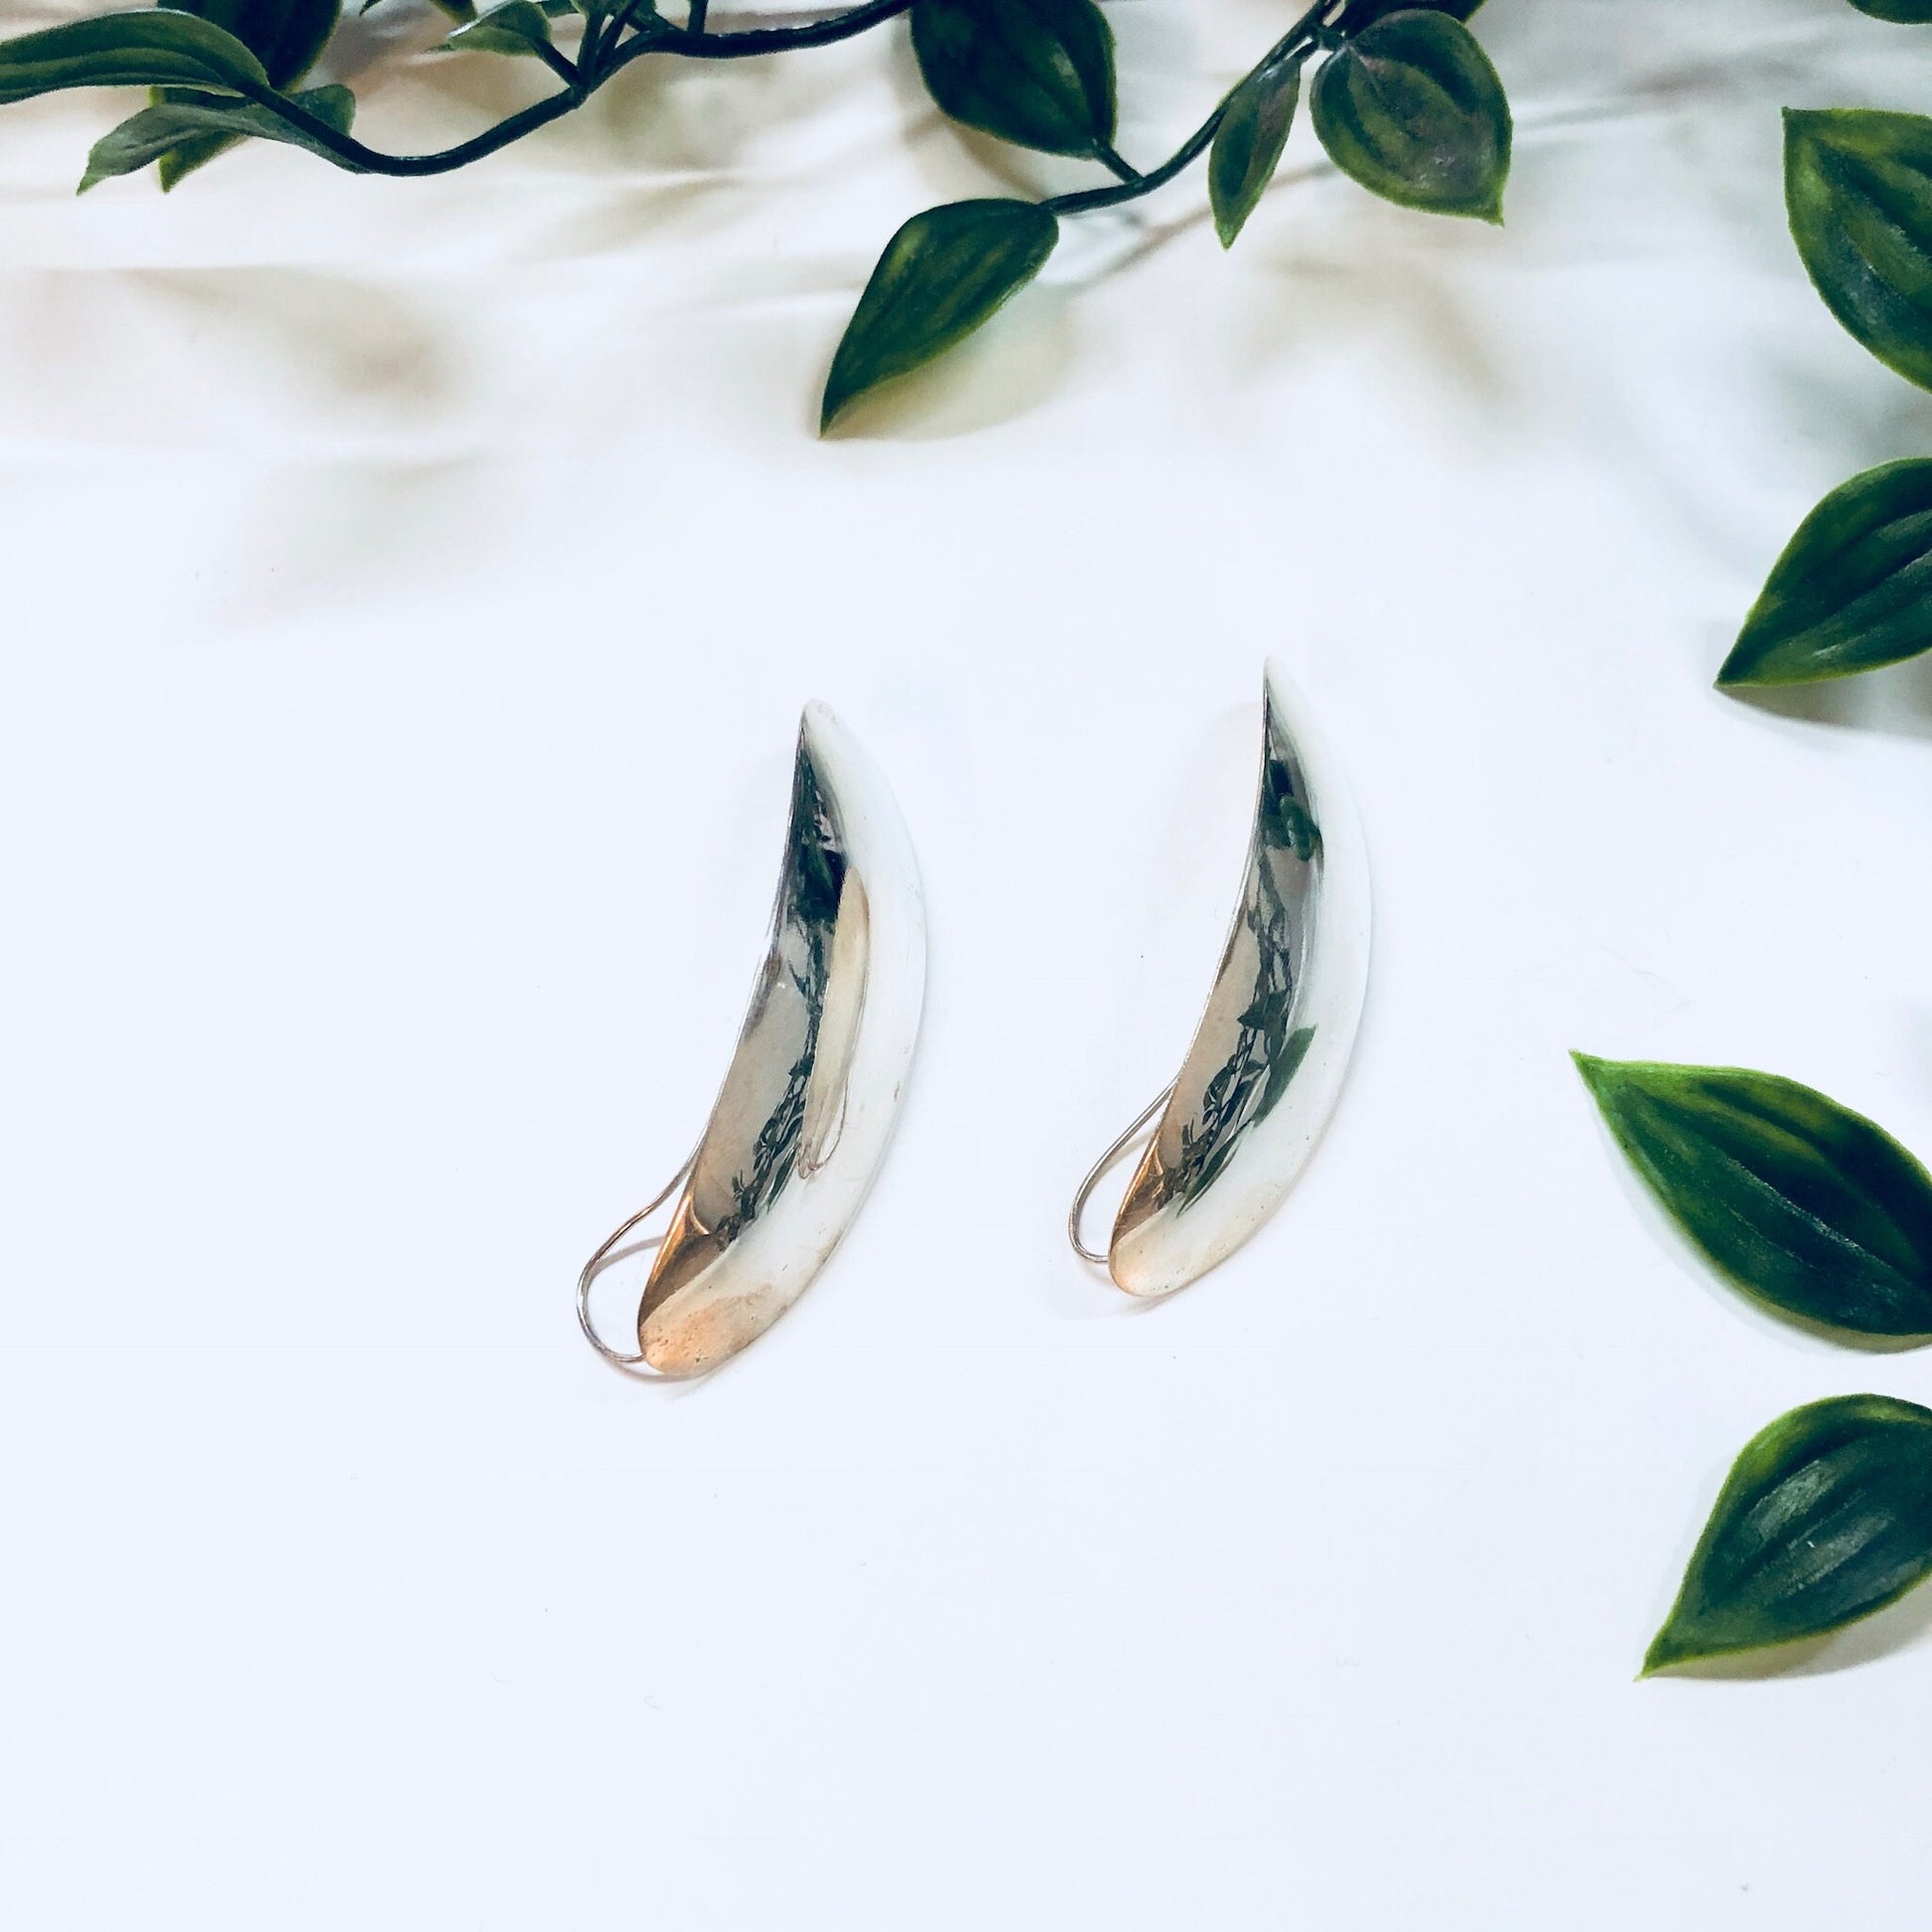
[1069,659,1371,1297]
[578,703,926,1377]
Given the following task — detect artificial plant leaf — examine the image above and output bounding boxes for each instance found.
[151,0,341,185]
[909,0,1115,158]
[1786,109,1932,391]
[172,0,335,86]
[1209,53,1302,248]
[1646,1394,1932,1673]
[1721,459,1932,685]
[1311,9,1510,222]
[821,199,1057,431]
[1846,0,1932,19]
[81,82,355,188]
[0,11,268,102]
[1575,1056,1932,1339]
[441,0,553,55]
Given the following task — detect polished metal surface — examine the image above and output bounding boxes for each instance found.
[579,703,926,1376]
[1075,659,1371,1298]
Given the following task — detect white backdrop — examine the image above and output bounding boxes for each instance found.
[3,0,1932,1924]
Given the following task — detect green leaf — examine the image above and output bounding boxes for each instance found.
[151,0,340,186]
[909,0,1115,159]
[176,0,335,85]
[1311,10,1510,222]
[0,11,269,102]
[1574,1056,1932,1339]
[1721,460,1932,686]
[441,0,553,54]
[1846,0,1932,19]
[821,199,1057,432]
[81,81,356,189]
[1209,53,1302,249]
[1646,1395,1932,1673]
[1786,109,1932,391]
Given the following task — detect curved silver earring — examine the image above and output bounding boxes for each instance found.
[578,703,926,1377]
[1070,659,1371,1297]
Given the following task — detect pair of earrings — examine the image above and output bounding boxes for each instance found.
[576,660,1372,1378]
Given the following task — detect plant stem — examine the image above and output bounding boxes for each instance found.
[233,0,914,176]
[611,0,912,67]
[531,35,581,86]
[240,81,579,173]
[236,0,1349,192]
[1045,112,1219,215]
[1044,0,1341,220]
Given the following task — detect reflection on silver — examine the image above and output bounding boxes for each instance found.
[578,703,926,1377]
[1071,659,1371,1298]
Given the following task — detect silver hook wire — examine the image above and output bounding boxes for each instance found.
[576,1145,701,1371]
[1066,1083,1175,1267]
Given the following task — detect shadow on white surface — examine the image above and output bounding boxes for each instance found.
[1657,1582,1932,1681]
[1722,653,1932,746]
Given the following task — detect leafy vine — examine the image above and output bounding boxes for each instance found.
[3,0,1513,428]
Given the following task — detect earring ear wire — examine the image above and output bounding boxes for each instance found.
[1067,1083,1173,1266]
[576,1145,700,1372]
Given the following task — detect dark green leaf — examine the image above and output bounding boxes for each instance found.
[1311,10,1510,222]
[0,11,269,102]
[1786,109,1932,391]
[1575,1056,1932,1339]
[174,0,335,86]
[149,0,339,183]
[909,0,1115,158]
[1209,54,1302,249]
[1721,460,1932,686]
[1646,1394,1932,1673]
[441,0,553,54]
[82,81,355,189]
[821,198,1057,431]
[1846,0,1932,19]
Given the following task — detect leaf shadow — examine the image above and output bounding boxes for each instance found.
[1717,649,1932,747]
[1657,1580,1932,1680]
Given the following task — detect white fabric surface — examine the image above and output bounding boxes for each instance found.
[3,0,1932,1923]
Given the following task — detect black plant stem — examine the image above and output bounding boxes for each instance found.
[1044,0,1344,218]
[233,0,916,176]
[1044,111,1220,215]
[612,0,913,68]
[240,0,1345,190]
[242,83,580,173]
